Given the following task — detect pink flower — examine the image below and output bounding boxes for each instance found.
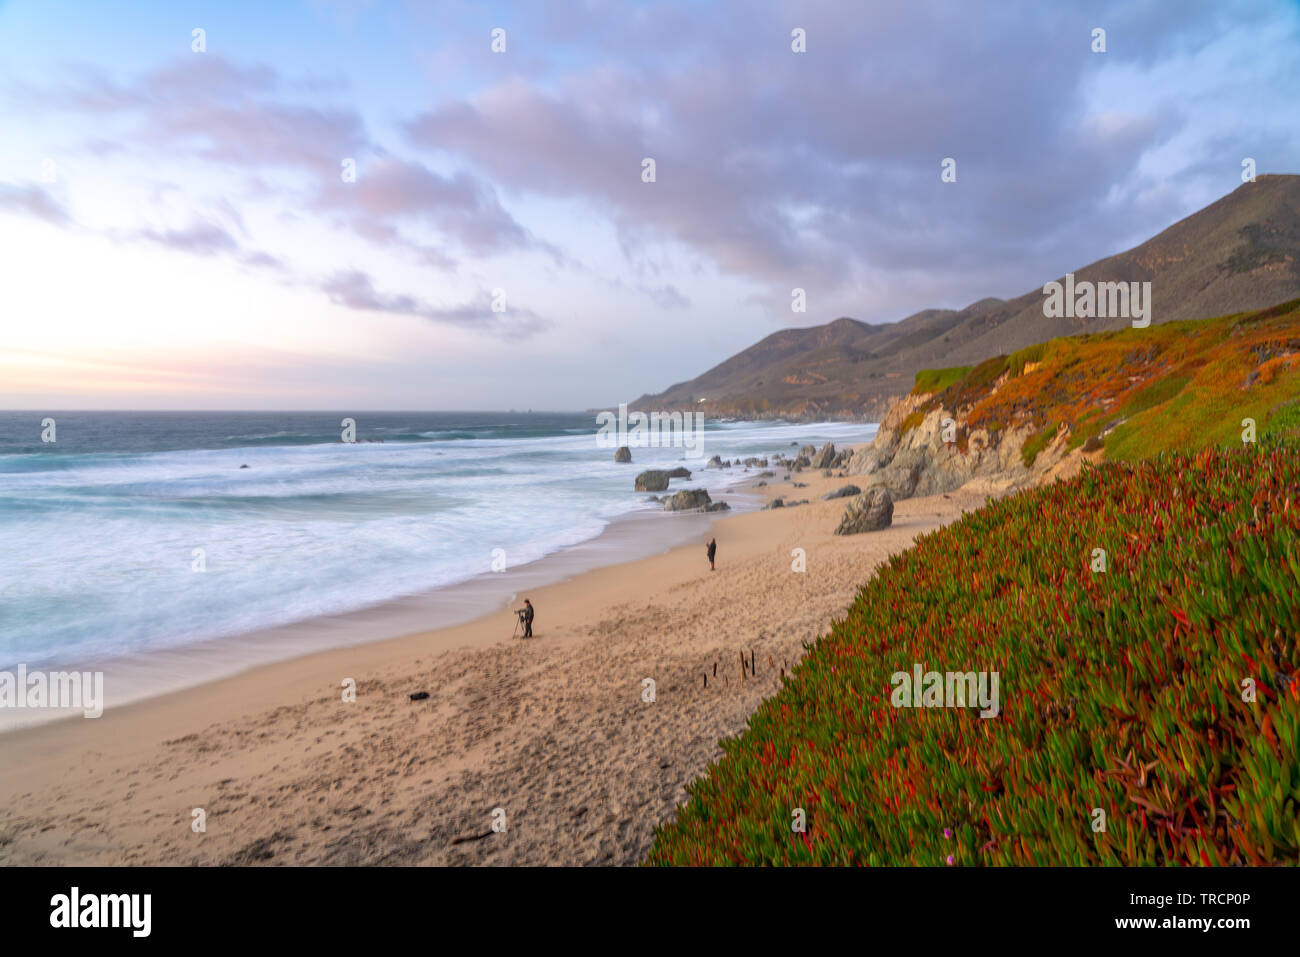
[946,854,954,865]
[943,828,952,839]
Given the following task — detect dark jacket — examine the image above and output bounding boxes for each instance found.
[706,542,717,561]
[523,604,534,623]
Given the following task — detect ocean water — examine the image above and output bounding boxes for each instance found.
[0,412,877,672]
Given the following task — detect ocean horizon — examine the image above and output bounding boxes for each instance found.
[0,411,878,678]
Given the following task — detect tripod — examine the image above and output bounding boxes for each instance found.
[511,611,523,639]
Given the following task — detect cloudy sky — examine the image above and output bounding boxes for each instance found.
[1,0,1297,410]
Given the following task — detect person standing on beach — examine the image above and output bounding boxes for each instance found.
[522,599,534,638]
[706,537,717,571]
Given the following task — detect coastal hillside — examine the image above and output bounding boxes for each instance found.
[647,299,1300,866]
[647,439,1300,865]
[849,297,1300,498]
[633,175,1300,420]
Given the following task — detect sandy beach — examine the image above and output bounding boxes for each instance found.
[0,463,992,866]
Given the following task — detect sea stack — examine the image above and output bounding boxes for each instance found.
[635,470,670,491]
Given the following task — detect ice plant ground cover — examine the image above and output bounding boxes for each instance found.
[647,441,1300,865]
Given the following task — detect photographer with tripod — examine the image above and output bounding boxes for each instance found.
[513,598,535,639]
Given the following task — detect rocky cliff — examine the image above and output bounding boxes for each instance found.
[847,378,1083,499]
[847,296,1300,500]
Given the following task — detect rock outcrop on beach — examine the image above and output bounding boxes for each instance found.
[666,467,691,479]
[614,446,632,463]
[811,442,837,469]
[834,487,894,534]
[705,455,723,469]
[763,496,807,510]
[661,488,730,512]
[846,364,1079,500]
[635,470,670,491]
[662,488,710,510]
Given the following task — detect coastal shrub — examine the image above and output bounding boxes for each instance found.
[1020,422,1059,468]
[912,366,971,396]
[897,409,926,436]
[954,355,1011,402]
[1119,374,1191,419]
[901,300,1300,463]
[1265,400,1300,436]
[1067,411,1105,451]
[1006,342,1047,379]
[647,441,1300,866]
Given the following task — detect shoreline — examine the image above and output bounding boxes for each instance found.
[0,418,878,733]
[0,483,763,735]
[0,457,993,865]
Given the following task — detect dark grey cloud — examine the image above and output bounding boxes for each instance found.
[312,156,555,265]
[641,283,690,310]
[124,221,241,257]
[15,56,548,269]
[0,182,535,332]
[405,0,1300,321]
[0,180,288,273]
[5,0,1295,355]
[319,269,548,336]
[121,219,284,270]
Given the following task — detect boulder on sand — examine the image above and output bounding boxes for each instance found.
[765,497,809,510]
[635,470,669,492]
[834,487,894,535]
[821,484,861,501]
[614,446,632,463]
[811,442,837,470]
[662,488,713,511]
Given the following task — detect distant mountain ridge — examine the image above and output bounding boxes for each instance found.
[632,174,1300,420]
